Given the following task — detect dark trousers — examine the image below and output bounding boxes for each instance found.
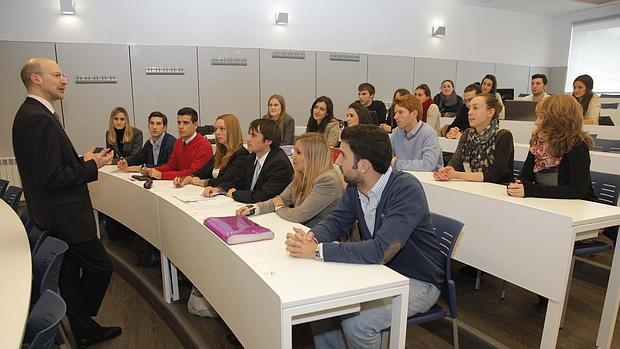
[58,238,113,340]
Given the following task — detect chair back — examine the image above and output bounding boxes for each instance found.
[601,103,619,110]
[3,186,22,211]
[593,138,620,153]
[32,237,68,305]
[22,289,66,349]
[20,209,33,232]
[28,225,50,256]
[431,213,464,317]
[0,178,8,197]
[591,171,620,242]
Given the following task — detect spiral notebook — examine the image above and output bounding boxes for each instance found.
[203,216,274,245]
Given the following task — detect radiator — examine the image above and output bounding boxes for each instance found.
[0,157,22,188]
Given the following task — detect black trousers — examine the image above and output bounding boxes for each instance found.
[58,238,113,340]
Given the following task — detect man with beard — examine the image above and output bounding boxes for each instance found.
[284,125,445,349]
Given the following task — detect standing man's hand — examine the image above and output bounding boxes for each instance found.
[84,147,114,169]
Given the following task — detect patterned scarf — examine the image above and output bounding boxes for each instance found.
[530,136,563,173]
[462,118,500,172]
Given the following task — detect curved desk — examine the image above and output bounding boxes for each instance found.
[409,171,620,348]
[0,200,31,348]
[89,166,410,349]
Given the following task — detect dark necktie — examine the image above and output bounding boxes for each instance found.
[52,112,63,127]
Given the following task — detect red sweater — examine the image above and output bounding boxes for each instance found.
[156,134,212,180]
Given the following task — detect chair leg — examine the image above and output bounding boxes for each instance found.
[474,270,481,290]
[452,318,460,349]
[500,280,507,300]
[560,257,576,329]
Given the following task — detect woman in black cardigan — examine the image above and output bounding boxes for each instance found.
[507,94,594,200]
[174,113,249,189]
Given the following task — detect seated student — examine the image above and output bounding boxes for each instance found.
[433,80,463,118]
[391,94,443,171]
[572,74,600,125]
[507,94,594,199]
[204,118,293,203]
[173,113,249,189]
[519,74,550,102]
[434,93,514,183]
[440,84,481,138]
[357,82,387,125]
[414,84,441,134]
[263,94,295,145]
[117,111,176,171]
[382,88,411,133]
[480,74,506,120]
[105,106,143,164]
[284,125,444,349]
[306,96,340,147]
[142,107,212,180]
[345,102,373,127]
[236,132,343,228]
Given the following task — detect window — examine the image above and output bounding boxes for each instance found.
[566,16,620,93]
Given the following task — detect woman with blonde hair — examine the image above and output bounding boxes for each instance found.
[508,94,594,199]
[174,113,249,189]
[434,93,514,183]
[263,94,295,145]
[105,106,143,164]
[237,132,343,228]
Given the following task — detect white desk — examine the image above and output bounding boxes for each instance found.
[0,200,31,348]
[438,137,620,175]
[408,171,620,348]
[89,167,410,349]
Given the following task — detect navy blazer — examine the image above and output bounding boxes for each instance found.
[12,97,99,244]
[126,133,176,167]
[219,147,293,203]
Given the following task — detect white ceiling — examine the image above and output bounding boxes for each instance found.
[439,0,620,16]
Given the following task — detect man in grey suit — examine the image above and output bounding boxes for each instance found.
[12,57,121,348]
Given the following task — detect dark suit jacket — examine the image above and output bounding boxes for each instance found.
[193,146,250,187]
[105,127,143,163]
[126,133,176,167]
[219,147,293,204]
[12,97,99,244]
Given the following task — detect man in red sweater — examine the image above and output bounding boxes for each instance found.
[142,107,212,180]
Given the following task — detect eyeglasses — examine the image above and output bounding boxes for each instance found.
[35,72,67,80]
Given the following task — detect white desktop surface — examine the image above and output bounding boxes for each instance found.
[91,166,410,349]
[0,200,31,349]
[408,171,620,348]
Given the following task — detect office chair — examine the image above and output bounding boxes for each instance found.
[593,138,620,153]
[21,290,67,349]
[3,185,23,212]
[381,213,464,348]
[0,178,8,197]
[31,237,69,305]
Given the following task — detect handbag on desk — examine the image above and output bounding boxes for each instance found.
[203,216,274,245]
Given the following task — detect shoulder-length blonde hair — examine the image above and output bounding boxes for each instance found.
[263,94,291,140]
[532,94,593,156]
[214,114,244,170]
[107,107,134,144]
[291,132,343,206]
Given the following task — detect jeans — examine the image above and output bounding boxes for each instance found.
[311,278,440,349]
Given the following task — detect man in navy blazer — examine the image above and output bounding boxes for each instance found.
[204,118,293,203]
[117,111,176,170]
[12,58,122,348]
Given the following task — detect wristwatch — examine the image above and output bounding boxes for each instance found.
[313,239,322,261]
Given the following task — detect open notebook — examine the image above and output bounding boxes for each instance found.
[203,216,274,245]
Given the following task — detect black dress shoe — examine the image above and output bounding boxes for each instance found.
[77,326,122,349]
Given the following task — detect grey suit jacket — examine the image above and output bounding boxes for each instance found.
[105,127,143,163]
[255,168,342,228]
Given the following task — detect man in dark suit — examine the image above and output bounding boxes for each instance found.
[12,58,121,348]
[117,111,176,170]
[204,118,293,203]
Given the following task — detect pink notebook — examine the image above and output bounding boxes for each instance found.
[203,216,274,245]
